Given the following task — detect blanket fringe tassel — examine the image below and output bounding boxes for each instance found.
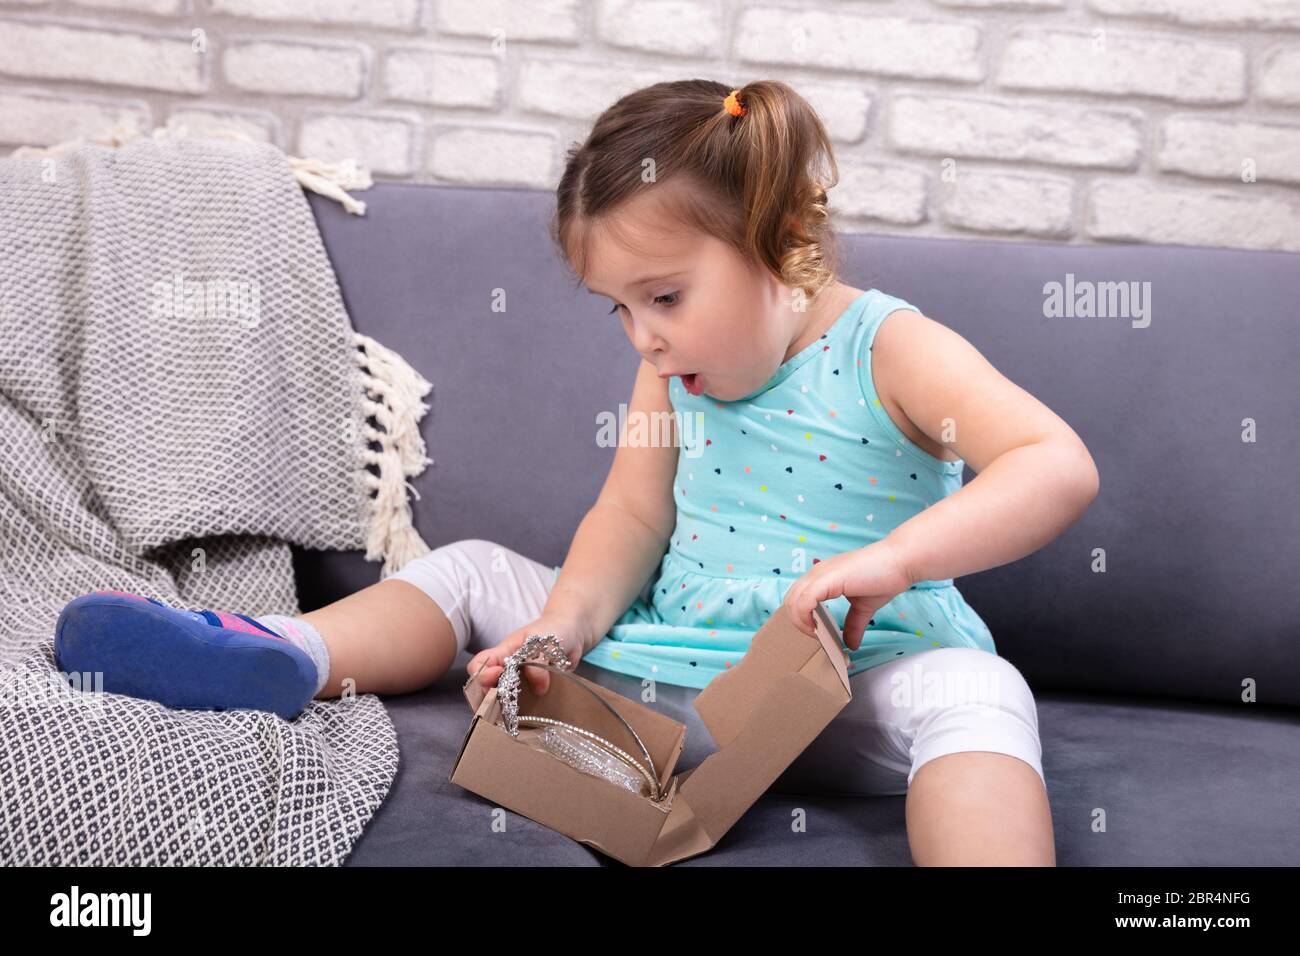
[353,332,435,576]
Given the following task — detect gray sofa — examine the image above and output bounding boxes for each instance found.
[295,183,1300,866]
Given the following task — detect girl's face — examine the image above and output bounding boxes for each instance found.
[581,192,834,402]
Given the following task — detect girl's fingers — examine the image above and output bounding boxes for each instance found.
[475,654,507,685]
[472,634,573,691]
[783,605,806,638]
[785,586,818,637]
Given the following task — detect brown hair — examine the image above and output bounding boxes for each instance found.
[550,79,841,305]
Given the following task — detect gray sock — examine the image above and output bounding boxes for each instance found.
[254,614,330,696]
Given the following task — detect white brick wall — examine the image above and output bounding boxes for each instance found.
[1,0,1297,252]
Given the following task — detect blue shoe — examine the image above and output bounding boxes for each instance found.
[55,590,318,720]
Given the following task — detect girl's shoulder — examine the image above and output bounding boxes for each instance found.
[862,300,966,465]
[865,296,1092,474]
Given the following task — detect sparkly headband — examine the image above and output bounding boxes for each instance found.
[723,88,747,117]
[487,633,664,801]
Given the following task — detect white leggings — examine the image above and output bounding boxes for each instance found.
[390,538,1046,796]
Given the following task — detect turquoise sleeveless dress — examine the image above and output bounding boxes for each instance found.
[552,288,997,690]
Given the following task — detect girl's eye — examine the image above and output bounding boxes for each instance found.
[608,292,679,314]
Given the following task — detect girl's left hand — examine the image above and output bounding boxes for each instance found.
[782,540,914,650]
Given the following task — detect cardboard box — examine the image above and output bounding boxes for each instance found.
[450,600,852,866]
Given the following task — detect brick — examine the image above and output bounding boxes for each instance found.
[1158,116,1300,186]
[299,111,419,176]
[940,170,1074,236]
[167,106,279,144]
[0,19,205,93]
[210,0,420,29]
[998,28,1245,104]
[796,81,874,143]
[1088,178,1300,252]
[436,0,582,43]
[935,0,1061,6]
[736,8,983,83]
[595,0,725,57]
[428,126,556,188]
[0,89,149,148]
[891,94,1141,169]
[1087,0,1300,31]
[1259,46,1300,105]
[834,161,929,225]
[516,59,669,120]
[383,48,501,108]
[223,38,367,97]
[70,0,189,14]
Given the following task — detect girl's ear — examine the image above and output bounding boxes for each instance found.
[770,273,797,314]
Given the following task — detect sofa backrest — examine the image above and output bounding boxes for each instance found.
[297,183,1300,709]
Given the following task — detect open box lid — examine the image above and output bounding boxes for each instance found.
[646,602,852,863]
[457,602,853,866]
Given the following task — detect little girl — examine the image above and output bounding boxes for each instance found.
[55,80,1098,866]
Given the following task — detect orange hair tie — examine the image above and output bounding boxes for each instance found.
[723,89,747,117]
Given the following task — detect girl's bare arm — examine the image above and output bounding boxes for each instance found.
[870,309,1101,585]
[543,359,679,651]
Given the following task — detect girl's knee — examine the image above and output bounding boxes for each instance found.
[388,539,499,596]
[445,538,516,571]
[913,647,1036,715]
[404,538,501,574]
[903,649,1045,788]
[438,537,497,558]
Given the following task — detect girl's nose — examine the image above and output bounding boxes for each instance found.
[629,318,666,356]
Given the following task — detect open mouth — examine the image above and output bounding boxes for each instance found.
[681,372,703,396]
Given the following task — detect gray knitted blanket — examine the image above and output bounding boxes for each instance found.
[0,136,431,865]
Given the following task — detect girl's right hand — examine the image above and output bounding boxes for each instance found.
[466,613,593,696]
